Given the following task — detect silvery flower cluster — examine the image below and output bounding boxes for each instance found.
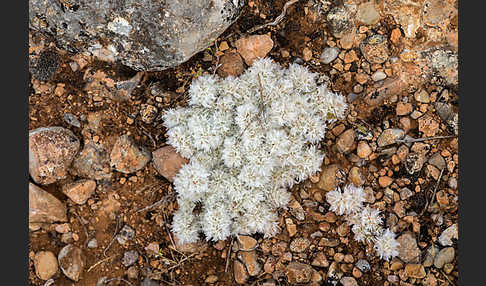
[326,184,400,261]
[163,58,347,244]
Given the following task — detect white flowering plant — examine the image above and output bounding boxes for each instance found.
[163,58,347,244]
[326,184,400,261]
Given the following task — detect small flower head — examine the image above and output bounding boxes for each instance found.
[374,229,400,261]
[326,184,365,216]
[341,184,365,214]
[188,74,218,108]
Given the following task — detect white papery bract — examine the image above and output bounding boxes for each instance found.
[374,229,400,261]
[189,74,218,108]
[341,184,366,214]
[326,184,399,261]
[166,58,347,243]
[326,184,365,216]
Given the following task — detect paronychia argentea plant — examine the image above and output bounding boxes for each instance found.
[163,58,347,244]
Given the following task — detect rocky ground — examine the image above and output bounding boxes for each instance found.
[29,0,458,285]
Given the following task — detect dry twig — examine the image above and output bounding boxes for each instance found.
[420,168,445,216]
[212,40,223,75]
[225,237,235,273]
[439,269,457,286]
[103,216,119,257]
[396,135,457,144]
[247,0,300,33]
[72,210,90,246]
[87,255,117,272]
[134,192,175,214]
[167,253,197,270]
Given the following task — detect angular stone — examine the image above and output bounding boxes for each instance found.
[110,135,151,174]
[152,146,189,182]
[377,129,405,147]
[317,164,340,191]
[438,224,458,246]
[286,262,313,284]
[320,47,340,64]
[396,232,420,263]
[237,235,257,251]
[70,141,112,180]
[319,237,340,247]
[217,51,245,78]
[418,115,440,137]
[358,2,380,25]
[235,35,274,66]
[29,0,244,71]
[336,129,356,154]
[434,247,455,269]
[405,264,426,279]
[415,89,430,103]
[234,260,249,284]
[62,179,96,205]
[428,153,446,170]
[29,127,80,185]
[290,238,310,253]
[327,6,353,38]
[34,251,58,280]
[360,35,389,64]
[357,141,372,158]
[238,251,261,276]
[396,102,413,116]
[29,183,67,224]
[121,250,139,267]
[311,252,329,268]
[58,244,84,281]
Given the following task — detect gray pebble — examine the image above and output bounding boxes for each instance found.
[355,259,370,272]
[399,188,413,200]
[448,177,457,189]
[63,113,81,128]
[293,58,304,65]
[423,244,439,267]
[434,247,455,269]
[87,238,98,249]
[428,153,446,170]
[69,62,79,72]
[320,47,340,64]
[371,71,387,81]
[122,250,139,267]
[377,128,405,147]
[310,231,323,239]
[116,225,135,245]
[347,93,359,103]
[438,224,458,246]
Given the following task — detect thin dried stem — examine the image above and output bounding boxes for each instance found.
[87,255,117,272]
[225,237,235,273]
[247,0,300,33]
[420,168,445,216]
[103,216,119,257]
[134,192,175,214]
[396,135,457,143]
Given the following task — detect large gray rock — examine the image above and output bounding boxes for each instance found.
[29,0,245,71]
